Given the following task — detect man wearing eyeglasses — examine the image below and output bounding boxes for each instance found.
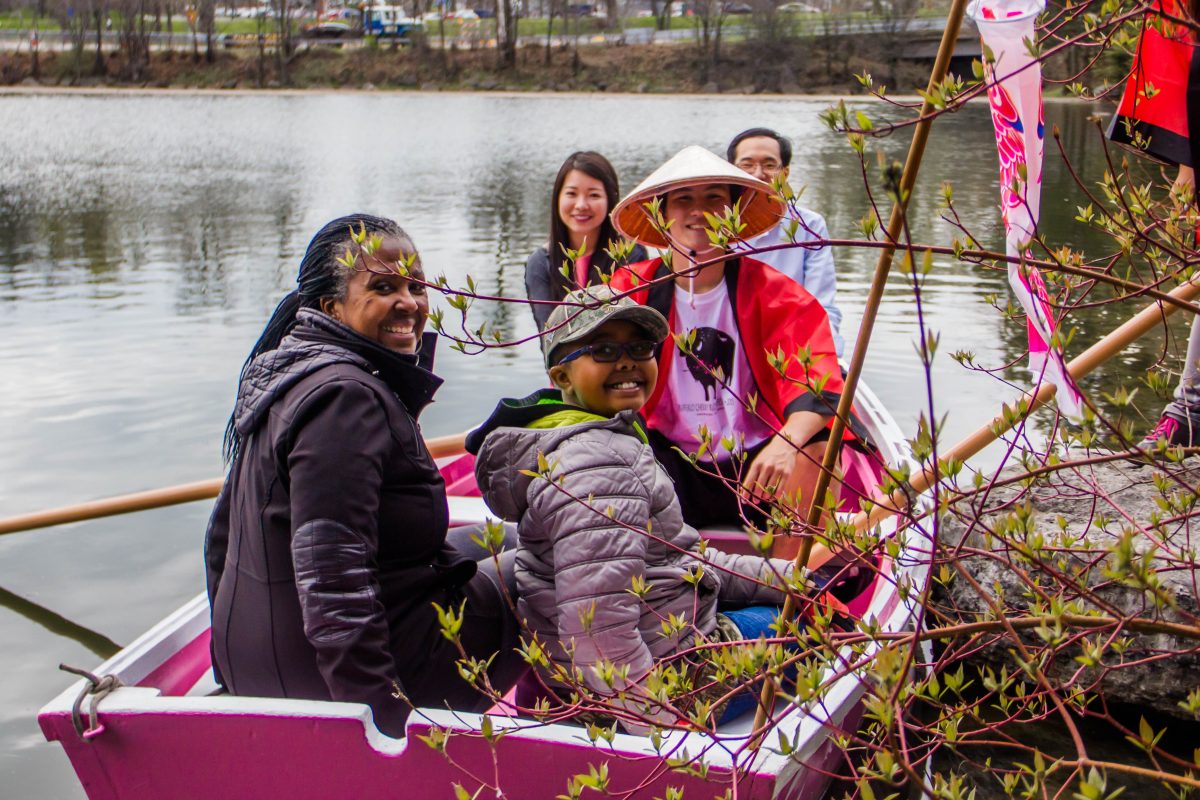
[727,128,844,357]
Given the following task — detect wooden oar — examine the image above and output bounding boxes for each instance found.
[0,432,469,537]
[750,0,971,740]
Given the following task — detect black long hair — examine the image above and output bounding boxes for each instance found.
[547,151,625,299]
[222,213,406,463]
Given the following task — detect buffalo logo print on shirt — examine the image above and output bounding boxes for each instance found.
[683,327,736,401]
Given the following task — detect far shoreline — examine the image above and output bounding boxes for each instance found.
[0,83,1086,104]
[0,82,883,101]
[0,33,1100,104]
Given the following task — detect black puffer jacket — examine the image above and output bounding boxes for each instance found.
[204,309,474,736]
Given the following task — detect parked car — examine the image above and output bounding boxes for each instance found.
[721,2,753,13]
[565,3,595,16]
[363,4,424,36]
[472,6,495,16]
[777,1,820,11]
[301,20,354,38]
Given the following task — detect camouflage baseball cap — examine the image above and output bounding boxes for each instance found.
[541,285,670,368]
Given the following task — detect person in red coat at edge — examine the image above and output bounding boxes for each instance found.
[606,145,870,558]
[1108,0,1200,448]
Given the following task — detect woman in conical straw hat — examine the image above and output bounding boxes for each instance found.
[608,146,864,550]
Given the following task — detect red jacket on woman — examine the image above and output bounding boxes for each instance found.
[1108,0,1200,169]
[608,256,849,436]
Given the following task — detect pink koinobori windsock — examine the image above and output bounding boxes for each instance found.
[968,0,1085,418]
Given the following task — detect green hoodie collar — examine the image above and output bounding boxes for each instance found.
[466,387,650,453]
[526,407,650,443]
[526,408,607,429]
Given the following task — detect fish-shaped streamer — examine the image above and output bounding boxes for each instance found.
[969,0,1084,418]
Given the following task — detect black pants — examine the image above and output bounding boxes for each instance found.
[646,428,832,529]
[401,523,526,714]
[446,522,519,599]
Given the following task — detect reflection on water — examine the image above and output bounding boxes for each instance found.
[0,585,121,661]
[0,91,1181,798]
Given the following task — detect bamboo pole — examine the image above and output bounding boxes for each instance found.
[0,432,469,537]
[750,0,971,739]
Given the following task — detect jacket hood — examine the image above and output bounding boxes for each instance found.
[234,308,442,442]
[465,388,573,454]
[471,390,644,521]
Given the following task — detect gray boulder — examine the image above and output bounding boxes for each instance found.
[935,455,1200,719]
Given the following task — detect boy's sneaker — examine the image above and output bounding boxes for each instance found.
[1138,414,1200,450]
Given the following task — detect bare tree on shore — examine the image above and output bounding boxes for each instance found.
[201,0,217,61]
[272,0,294,80]
[544,0,559,63]
[90,0,108,73]
[494,0,518,67]
[650,0,674,30]
[693,0,726,75]
[113,0,152,79]
[602,0,617,28]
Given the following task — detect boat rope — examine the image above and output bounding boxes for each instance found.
[60,663,123,741]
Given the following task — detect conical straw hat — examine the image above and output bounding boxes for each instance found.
[612,145,785,249]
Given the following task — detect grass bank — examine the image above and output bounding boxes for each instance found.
[0,11,857,36]
[0,35,935,96]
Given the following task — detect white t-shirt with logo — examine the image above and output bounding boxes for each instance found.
[653,282,776,456]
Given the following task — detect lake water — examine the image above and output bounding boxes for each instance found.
[0,89,1180,798]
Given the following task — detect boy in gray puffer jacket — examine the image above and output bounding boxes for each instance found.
[466,286,796,731]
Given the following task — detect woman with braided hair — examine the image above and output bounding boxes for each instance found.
[204,214,524,738]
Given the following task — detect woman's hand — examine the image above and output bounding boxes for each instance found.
[742,434,799,501]
[1173,165,1195,201]
[742,411,828,502]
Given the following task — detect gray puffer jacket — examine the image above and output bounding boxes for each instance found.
[470,391,791,693]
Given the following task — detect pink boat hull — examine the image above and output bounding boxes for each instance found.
[42,698,841,799]
[40,381,920,799]
[40,587,863,799]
